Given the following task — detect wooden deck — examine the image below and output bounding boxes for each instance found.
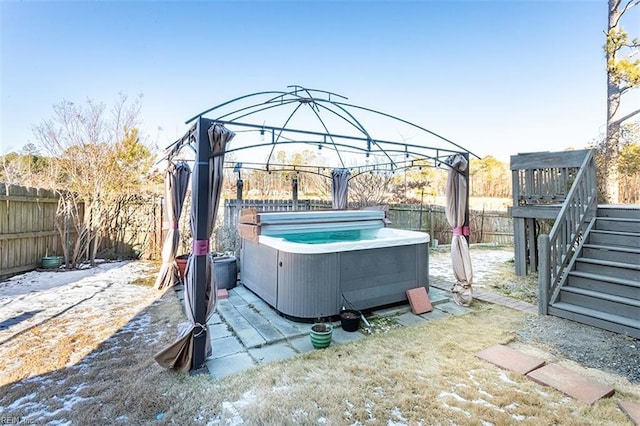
[510,149,593,275]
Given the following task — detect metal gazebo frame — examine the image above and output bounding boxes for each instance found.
[156,86,478,373]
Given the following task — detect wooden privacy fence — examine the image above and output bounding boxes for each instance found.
[0,184,64,278]
[101,195,165,261]
[224,199,513,245]
[0,184,164,279]
[387,204,513,246]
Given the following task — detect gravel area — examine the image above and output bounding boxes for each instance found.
[515,314,640,383]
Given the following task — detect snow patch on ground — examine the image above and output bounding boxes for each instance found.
[0,261,161,422]
[429,247,514,286]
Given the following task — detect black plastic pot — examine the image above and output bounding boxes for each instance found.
[212,255,237,289]
[339,309,361,332]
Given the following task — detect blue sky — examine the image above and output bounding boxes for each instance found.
[2,0,638,162]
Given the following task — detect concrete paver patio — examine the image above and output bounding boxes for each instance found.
[175,282,466,379]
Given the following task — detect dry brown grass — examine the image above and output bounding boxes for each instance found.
[2,281,638,425]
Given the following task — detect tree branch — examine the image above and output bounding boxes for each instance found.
[621,0,639,15]
[611,0,638,27]
[611,108,640,127]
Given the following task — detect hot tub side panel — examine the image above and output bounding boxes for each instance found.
[340,243,429,311]
[276,251,340,320]
[240,239,278,307]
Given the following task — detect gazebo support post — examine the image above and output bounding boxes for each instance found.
[292,177,298,210]
[463,152,470,244]
[191,116,212,373]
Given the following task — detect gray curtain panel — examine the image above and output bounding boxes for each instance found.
[331,168,350,209]
[445,154,473,306]
[154,161,191,290]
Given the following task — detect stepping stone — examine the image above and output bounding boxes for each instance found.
[475,344,546,375]
[249,341,298,364]
[235,304,286,344]
[396,311,427,327]
[205,352,256,379]
[435,301,471,316]
[216,302,266,348]
[332,327,365,344]
[427,287,450,306]
[208,335,244,359]
[208,322,232,339]
[420,308,450,322]
[526,363,615,405]
[618,400,640,425]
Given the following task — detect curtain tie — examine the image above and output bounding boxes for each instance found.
[452,226,470,236]
[193,322,207,338]
[193,240,210,255]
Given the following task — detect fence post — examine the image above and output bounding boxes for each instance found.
[236,179,243,202]
[538,233,550,315]
[234,180,243,229]
[292,177,298,210]
[429,206,434,241]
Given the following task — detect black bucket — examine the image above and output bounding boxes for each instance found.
[212,255,238,289]
[339,309,361,332]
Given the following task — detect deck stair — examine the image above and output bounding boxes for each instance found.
[548,206,640,339]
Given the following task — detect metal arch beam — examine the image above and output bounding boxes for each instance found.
[218,140,461,164]
[265,102,305,168]
[212,97,301,124]
[332,100,481,160]
[185,90,296,124]
[299,101,346,168]
[310,100,397,167]
[297,96,396,166]
[286,85,349,101]
[223,161,333,179]
[221,152,457,181]
[187,86,348,125]
[210,120,467,158]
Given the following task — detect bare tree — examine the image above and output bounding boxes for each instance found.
[32,93,153,267]
[602,0,640,203]
[349,171,394,207]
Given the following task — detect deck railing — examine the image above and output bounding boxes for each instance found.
[537,150,597,314]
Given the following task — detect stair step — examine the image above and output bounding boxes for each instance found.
[559,286,640,318]
[597,206,640,220]
[574,257,640,281]
[567,270,640,298]
[548,302,640,339]
[582,244,640,264]
[588,230,640,248]
[595,217,640,233]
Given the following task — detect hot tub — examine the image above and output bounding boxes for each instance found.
[239,210,430,321]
